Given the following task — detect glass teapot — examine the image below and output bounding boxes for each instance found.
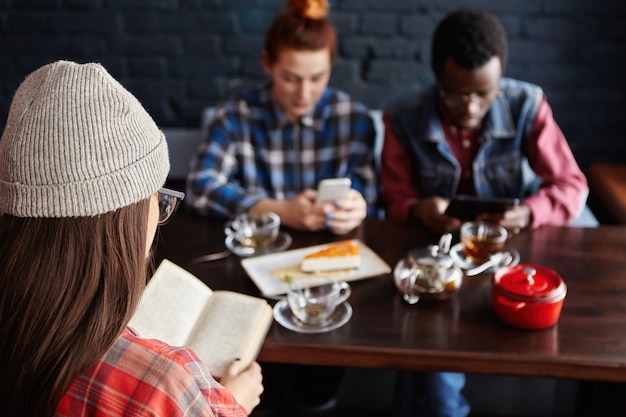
[393,234,463,304]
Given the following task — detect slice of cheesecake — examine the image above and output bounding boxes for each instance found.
[300,240,361,272]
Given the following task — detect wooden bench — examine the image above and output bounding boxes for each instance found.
[588,163,626,224]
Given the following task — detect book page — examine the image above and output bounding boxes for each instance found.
[187,291,273,378]
[129,259,213,346]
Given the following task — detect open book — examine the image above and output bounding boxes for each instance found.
[129,259,273,378]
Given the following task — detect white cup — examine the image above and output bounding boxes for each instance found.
[287,277,351,326]
[224,212,280,252]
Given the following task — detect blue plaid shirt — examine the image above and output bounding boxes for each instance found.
[186,85,378,219]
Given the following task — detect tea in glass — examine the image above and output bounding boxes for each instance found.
[224,212,280,251]
[460,221,507,263]
[287,277,351,326]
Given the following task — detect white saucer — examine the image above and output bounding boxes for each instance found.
[273,299,352,334]
[449,242,520,273]
[225,231,292,257]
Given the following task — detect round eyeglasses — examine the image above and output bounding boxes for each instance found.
[438,88,502,108]
[157,187,185,225]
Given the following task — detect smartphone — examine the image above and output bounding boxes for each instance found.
[444,195,520,221]
[316,178,352,204]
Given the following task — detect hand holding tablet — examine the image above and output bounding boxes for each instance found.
[444,195,520,221]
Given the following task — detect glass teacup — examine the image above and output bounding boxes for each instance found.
[287,277,351,326]
[224,212,280,253]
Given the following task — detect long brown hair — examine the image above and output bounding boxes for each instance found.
[0,199,150,416]
[264,0,337,64]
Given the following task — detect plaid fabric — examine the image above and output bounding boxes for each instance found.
[55,327,247,417]
[186,85,378,219]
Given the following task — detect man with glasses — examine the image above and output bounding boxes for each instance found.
[381,10,588,417]
[381,9,588,236]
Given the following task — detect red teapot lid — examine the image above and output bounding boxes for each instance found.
[493,264,566,302]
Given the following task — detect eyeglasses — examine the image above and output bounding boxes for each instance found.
[157,187,185,225]
[439,88,502,108]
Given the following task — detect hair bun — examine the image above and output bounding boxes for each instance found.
[288,0,329,20]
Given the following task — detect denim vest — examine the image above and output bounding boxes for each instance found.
[386,78,543,199]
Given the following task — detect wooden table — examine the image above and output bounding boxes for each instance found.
[155,210,626,383]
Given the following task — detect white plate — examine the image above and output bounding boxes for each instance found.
[273,299,352,334]
[449,242,520,273]
[241,239,391,297]
[225,231,292,257]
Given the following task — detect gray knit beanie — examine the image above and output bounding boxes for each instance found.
[0,60,169,217]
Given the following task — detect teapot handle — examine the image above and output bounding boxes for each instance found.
[438,233,452,254]
[403,268,421,305]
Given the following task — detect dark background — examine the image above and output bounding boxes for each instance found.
[0,0,625,171]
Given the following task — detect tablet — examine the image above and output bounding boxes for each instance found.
[444,195,520,221]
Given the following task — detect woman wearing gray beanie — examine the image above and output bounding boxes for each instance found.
[0,61,262,416]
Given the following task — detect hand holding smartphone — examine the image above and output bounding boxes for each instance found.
[315,178,352,204]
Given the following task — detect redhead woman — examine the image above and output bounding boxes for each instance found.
[186,0,378,236]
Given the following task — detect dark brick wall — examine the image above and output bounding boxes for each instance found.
[1,0,625,170]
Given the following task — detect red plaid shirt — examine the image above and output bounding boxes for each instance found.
[55,327,247,417]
